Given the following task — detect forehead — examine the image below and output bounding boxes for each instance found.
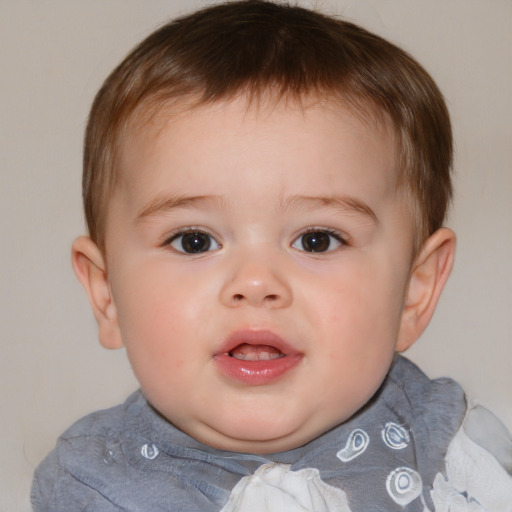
[117,93,399,193]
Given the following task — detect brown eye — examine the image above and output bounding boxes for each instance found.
[169,231,219,253]
[292,230,344,253]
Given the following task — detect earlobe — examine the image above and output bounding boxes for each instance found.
[396,228,456,352]
[71,236,124,350]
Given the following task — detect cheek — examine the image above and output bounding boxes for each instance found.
[311,262,406,347]
[114,258,205,323]
[111,265,206,370]
[311,270,404,408]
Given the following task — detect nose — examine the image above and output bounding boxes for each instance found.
[219,253,293,309]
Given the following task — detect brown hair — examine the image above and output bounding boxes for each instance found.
[83,0,452,252]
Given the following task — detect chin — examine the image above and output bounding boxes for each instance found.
[199,415,323,455]
[209,433,302,455]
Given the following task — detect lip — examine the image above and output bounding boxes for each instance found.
[213,329,303,386]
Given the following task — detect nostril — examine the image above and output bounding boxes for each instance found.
[221,277,292,308]
[231,293,279,303]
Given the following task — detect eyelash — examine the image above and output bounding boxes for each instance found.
[292,228,349,253]
[162,227,349,255]
[162,228,221,254]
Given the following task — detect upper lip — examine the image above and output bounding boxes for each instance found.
[215,329,300,357]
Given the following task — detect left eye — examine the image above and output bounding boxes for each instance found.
[168,231,220,254]
[292,230,344,253]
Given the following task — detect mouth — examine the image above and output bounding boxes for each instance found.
[228,343,285,361]
[214,330,302,386]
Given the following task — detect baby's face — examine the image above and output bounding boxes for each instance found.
[104,96,417,453]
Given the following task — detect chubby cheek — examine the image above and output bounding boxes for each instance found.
[310,267,404,390]
[316,261,402,336]
[110,263,211,393]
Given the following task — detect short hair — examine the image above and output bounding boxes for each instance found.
[83,0,452,253]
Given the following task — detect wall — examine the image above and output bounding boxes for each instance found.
[1,1,510,510]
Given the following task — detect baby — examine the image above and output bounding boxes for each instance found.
[31,1,512,511]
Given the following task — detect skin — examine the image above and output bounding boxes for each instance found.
[73,96,455,454]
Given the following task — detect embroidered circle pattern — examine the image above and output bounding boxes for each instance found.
[140,443,160,460]
[385,467,422,505]
[336,429,370,462]
[382,422,410,450]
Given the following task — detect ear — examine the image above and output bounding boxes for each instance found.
[71,236,123,349]
[396,228,456,352]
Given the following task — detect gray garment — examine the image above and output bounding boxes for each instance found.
[31,356,467,511]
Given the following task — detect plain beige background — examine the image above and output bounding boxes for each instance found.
[1,0,511,510]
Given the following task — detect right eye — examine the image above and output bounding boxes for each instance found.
[291,229,345,253]
[167,230,220,254]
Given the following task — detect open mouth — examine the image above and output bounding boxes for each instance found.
[214,330,302,385]
[229,343,285,361]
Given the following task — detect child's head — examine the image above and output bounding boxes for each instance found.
[72,0,456,453]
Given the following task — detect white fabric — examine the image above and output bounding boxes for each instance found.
[430,403,512,512]
[219,463,351,512]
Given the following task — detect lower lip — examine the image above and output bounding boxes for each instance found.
[213,353,302,386]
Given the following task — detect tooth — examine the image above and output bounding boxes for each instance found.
[230,348,285,361]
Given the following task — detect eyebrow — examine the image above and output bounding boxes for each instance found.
[136,192,378,223]
[282,195,378,223]
[136,194,226,220]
